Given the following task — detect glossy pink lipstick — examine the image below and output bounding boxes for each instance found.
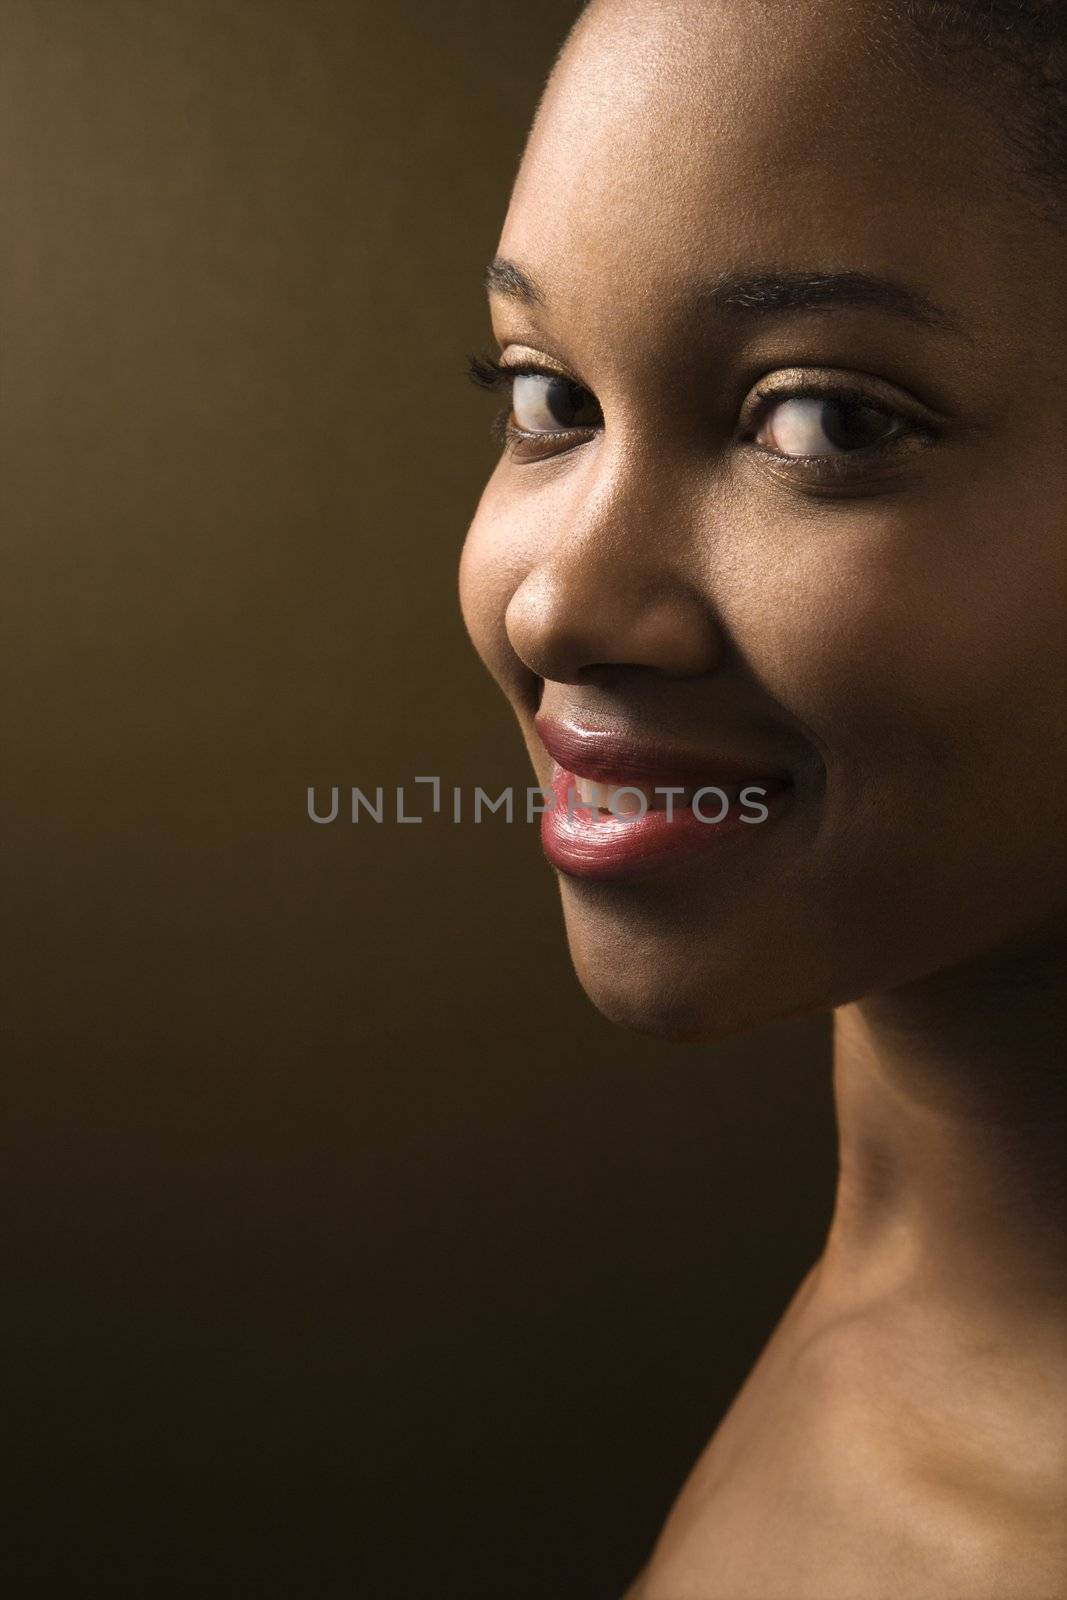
[534,716,793,881]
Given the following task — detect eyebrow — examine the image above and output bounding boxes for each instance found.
[484,256,959,333]
[483,257,544,305]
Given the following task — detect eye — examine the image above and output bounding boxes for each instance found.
[511,373,601,433]
[754,395,904,458]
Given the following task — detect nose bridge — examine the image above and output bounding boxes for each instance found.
[504,439,721,683]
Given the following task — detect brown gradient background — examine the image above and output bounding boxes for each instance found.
[1,3,834,1595]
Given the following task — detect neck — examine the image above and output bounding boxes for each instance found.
[821,931,1066,1328]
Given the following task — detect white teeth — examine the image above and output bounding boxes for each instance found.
[575,777,610,808]
[574,777,653,810]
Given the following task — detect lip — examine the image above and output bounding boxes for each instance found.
[534,715,795,881]
[534,716,786,788]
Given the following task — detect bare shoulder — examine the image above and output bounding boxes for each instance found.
[619,1568,648,1600]
[630,1309,1067,1600]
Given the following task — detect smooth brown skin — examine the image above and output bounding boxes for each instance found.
[460,1,1067,1595]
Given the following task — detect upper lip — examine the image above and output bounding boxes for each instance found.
[534,715,792,788]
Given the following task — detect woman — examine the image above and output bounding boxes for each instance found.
[461,2,1066,1595]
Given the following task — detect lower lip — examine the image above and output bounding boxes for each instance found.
[541,764,792,881]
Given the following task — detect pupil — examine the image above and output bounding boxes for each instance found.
[547,377,595,428]
[820,399,884,451]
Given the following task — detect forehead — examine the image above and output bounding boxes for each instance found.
[498,0,1019,342]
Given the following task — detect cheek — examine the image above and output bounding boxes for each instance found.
[726,497,1067,784]
[721,496,1067,942]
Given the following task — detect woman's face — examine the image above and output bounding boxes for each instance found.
[459,0,1066,1040]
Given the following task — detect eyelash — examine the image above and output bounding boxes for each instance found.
[467,352,934,469]
[467,353,576,447]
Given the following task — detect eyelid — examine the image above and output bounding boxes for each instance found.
[470,352,950,471]
[498,344,580,379]
[468,348,598,408]
[475,347,604,459]
[498,421,600,468]
[738,366,948,434]
[475,356,946,428]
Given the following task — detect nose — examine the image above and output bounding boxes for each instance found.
[504,476,723,684]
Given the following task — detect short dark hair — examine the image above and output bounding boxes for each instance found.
[895,0,1065,207]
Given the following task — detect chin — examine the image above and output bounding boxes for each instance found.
[558,878,870,1043]
[564,917,788,1043]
